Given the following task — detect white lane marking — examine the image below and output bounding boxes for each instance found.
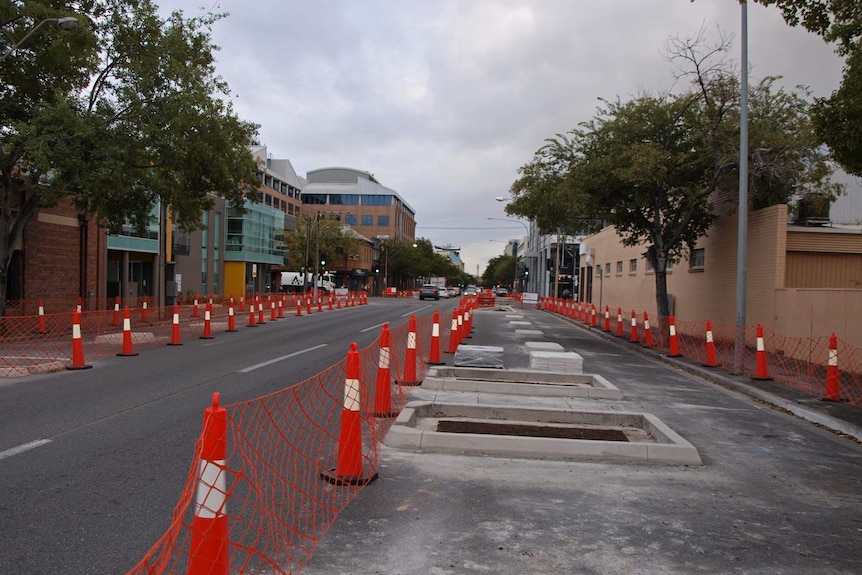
[361,322,388,333]
[238,344,328,373]
[401,304,431,317]
[0,439,52,462]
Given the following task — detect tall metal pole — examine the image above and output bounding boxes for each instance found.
[733,1,749,374]
[553,228,562,298]
[313,212,321,304]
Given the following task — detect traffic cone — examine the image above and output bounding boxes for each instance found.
[226,300,238,332]
[446,308,459,354]
[296,299,302,317]
[168,303,183,345]
[321,343,378,486]
[269,297,277,321]
[616,307,623,337]
[337,296,342,309]
[457,307,464,345]
[141,295,149,323]
[257,295,266,325]
[192,295,200,318]
[668,315,681,357]
[117,307,138,356]
[328,293,334,311]
[428,309,443,365]
[306,296,312,316]
[278,295,285,318]
[823,333,840,401]
[603,305,611,332]
[67,309,92,370]
[238,295,245,312]
[201,302,214,339]
[317,295,323,313]
[591,304,598,328]
[76,297,82,313]
[643,312,653,347]
[37,298,47,334]
[630,310,639,343]
[703,319,717,367]
[188,392,230,575]
[752,323,771,380]
[463,306,472,338]
[373,324,397,417]
[112,296,120,326]
[399,314,422,386]
[248,299,257,327]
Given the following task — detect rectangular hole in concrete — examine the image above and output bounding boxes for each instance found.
[436,420,630,442]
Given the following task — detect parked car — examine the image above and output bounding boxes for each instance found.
[464,287,478,296]
[448,287,460,297]
[438,286,450,298]
[496,287,509,297]
[418,284,439,300]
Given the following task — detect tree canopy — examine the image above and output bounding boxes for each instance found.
[0,0,259,312]
[506,30,836,319]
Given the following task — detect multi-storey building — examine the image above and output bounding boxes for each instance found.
[301,167,416,291]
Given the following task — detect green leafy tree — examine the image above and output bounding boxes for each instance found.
[482,253,516,288]
[283,215,362,275]
[746,0,862,175]
[0,0,258,314]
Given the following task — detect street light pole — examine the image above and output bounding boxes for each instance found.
[1,16,78,60]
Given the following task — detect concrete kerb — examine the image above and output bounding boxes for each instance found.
[385,400,703,465]
[540,308,862,444]
[423,366,622,400]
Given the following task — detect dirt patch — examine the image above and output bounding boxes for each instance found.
[436,420,630,442]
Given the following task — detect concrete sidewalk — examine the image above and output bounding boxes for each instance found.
[303,304,862,575]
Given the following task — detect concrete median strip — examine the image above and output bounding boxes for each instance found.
[423,366,622,400]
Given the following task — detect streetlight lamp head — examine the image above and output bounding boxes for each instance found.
[495,197,507,202]
[56,17,79,31]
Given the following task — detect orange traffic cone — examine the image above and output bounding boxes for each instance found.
[752,323,771,380]
[238,295,245,312]
[457,307,465,345]
[257,295,266,325]
[630,310,639,343]
[321,343,378,486]
[591,304,598,327]
[296,299,302,317]
[141,295,149,323]
[603,305,611,332]
[373,324,397,417]
[616,307,624,337]
[270,297,278,321]
[192,295,200,318]
[823,333,840,401]
[703,319,717,367]
[278,295,285,318]
[112,296,120,326]
[168,303,182,346]
[67,309,92,370]
[429,309,443,365]
[188,392,230,575]
[643,311,653,347]
[668,315,681,357]
[226,300,238,332]
[400,314,422,386]
[446,308,459,354]
[306,296,312,316]
[117,307,138,356]
[248,299,257,327]
[37,298,47,334]
[201,302,214,340]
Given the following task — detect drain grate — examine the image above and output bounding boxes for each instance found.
[436,420,630,442]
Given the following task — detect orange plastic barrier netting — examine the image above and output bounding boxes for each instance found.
[538,299,862,409]
[125,313,437,575]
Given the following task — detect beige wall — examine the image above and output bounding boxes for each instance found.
[582,204,862,348]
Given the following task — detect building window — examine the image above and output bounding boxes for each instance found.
[345,214,357,226]
[361,194,393,206]
[690,248,705,269]
[361,214,373,226]
[302,194,327,205]
[377,215,390,226]
[629,259,637,273]
[616,261,623,274]
[605,262,611,275]
[328,194,360,205]
[646,258,654,272]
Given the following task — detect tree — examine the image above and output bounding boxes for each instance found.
[748,0,862,175]
[0,0,258,314]
[282,215,362,276]
[507,31,836,320]
[482,253,516,288]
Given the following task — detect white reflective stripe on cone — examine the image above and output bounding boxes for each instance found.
[706,332,714,343]
[344,378,361,411]
[73,324,81,339]
[757,337,765,352]
[829,349,838,366]
[379,347,390,369]
[670,325,677,336]
[124,318,131,331]
[432,324,439,337]
[407,333,416,349]
[195,459,227,519]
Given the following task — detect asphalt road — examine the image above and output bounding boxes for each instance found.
[0,297,457,575]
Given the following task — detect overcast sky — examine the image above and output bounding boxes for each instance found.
[157,0,844,277]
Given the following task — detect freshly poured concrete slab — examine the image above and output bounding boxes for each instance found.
[385,401,702,465]
[453,345,504,368]
[423,366,622,400]
[529,351,583,373]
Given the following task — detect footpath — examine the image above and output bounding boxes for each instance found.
[302,303,862,575]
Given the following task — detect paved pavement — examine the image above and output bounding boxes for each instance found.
[302,302,862,575]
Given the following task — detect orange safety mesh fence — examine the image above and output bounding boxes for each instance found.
[0,298,338,376]
[126,311,439,575]
[539,300,862,409]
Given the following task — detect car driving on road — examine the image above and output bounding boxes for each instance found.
[419,284,440,300]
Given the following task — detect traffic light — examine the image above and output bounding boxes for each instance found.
[524,267,529,277]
